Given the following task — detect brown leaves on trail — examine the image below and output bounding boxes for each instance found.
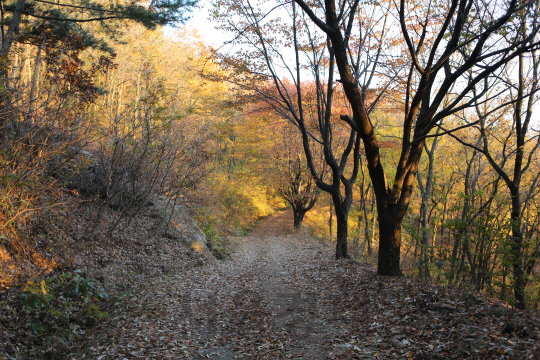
[76,211,540,359]
[314,262,540,359]
[9,210,537,359]
[0,192,212,359]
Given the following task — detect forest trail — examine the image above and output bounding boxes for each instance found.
[86,211,540,359]
[87,211,355,359]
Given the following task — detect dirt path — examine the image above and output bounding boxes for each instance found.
[232,211,339,359]
[182,210,345,359]
[86,211,349,359]
[86,211,540,359]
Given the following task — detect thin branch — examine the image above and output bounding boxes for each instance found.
[446,131,485,153]
[413,120,481,144]
[293,0,334,34]
[23,12,126,22]
[34,0,124,14]
[340,114,357,131]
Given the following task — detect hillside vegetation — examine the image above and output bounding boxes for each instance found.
[1,0,540,358]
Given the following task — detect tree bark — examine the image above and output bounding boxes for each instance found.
[29,46,43,117]
[449,148,476,282]
[510,189,526,309]
[335,204,349,259]
[293,208,306,231]
[329,198,333,237]
[377,208,403,276]
[0,0,25,130]
[20,44,30,87]
[369,190,376,255]
[360,162,372,256]
[0,0,25,61]
[416,132,440,280]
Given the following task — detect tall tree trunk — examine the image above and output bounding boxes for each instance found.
[353,215,361,258]
[510,191,525,309]
[449,150,476,282]
[18,44,30,87]
[335,203,349,259]
[360,163,372,255]
[29,46,43,117]
[375,142,425,276]
[369,190,376,254]
[377,208,403,276]
[0,0,26,127]
[503,52,532,310]
[329,198,333,237]
[293,208,306,231]
[115,83,124,123]
[0,0,25,63]
[0,0,26,112]
[135,69,142,119]
[416,133,440,280]
[10,49,19,81]
[364,208,372,256]
[419,199,430,279]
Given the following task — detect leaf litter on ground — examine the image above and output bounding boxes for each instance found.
[8,210,539,359]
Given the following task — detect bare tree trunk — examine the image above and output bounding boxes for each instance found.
[10,48,19,81]
[416,131,441,280]
[1,0,26,129]
[377,209,403,276]
[293,209,306,231]
[353,215,361,258]
[334,203,349,259]
[115,83,124,123]
[363,204,372,255]
[0,0,25,61]
[369,190,376,253]
[360,162,372,255]
[329,197,333,238]
[20,45,31,87]
[135,68,142,119]
[29,47,43,117]
[449,149,476,282]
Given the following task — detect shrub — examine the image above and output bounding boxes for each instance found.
[70,80,213,235]
[1,270,108,358]
[0,27,115,287]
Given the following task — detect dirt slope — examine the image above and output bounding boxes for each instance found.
[81,210,540,359]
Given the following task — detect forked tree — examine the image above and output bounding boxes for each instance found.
[292,0,540,276]
[449,45,540,308]
[214,0,393,259]
[268,120,326,231]
[215,0,539,276]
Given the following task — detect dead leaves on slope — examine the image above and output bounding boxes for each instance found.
[37,208,540,360]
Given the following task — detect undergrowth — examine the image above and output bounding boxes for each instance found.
[193,179,287,260]
[0,270,109,359]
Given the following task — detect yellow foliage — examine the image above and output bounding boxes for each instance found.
[218,179,281,231]
[304,200,363,244]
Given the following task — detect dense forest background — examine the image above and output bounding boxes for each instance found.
[1,0,540,348]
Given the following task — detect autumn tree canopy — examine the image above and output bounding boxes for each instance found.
[212,0,540,294]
